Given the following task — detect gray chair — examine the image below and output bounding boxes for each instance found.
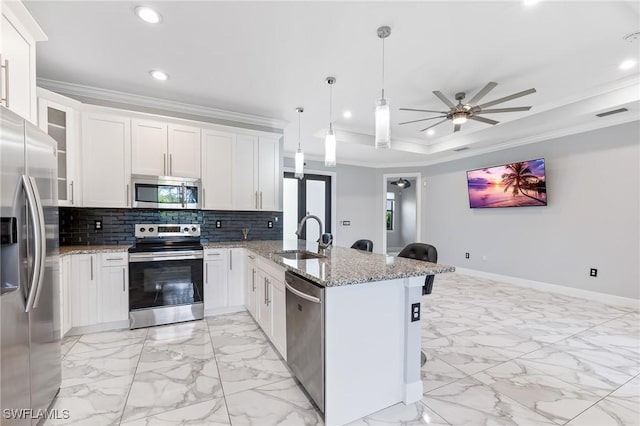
[397,243,438,367]
[351,239,373,252]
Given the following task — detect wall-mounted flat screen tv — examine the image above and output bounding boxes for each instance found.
[467,158,547,208]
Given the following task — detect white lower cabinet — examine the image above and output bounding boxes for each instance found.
[65,252,129,334]
[203,248,245,315]
[247,255,286,360]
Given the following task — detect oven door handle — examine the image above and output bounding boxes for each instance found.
[129,251,203,262]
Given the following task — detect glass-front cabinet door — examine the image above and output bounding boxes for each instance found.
[37,95,79,206]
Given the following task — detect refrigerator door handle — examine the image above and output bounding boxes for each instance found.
[22,175,46,312]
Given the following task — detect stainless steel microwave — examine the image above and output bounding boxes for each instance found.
[131,175,201,209]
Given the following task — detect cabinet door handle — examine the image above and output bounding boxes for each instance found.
[207,253,220,257]
[267,279,271,306]
[70,181,74,205]
[169,154,173,175]
[122,269,125,292]
[163,153,167,175]
[206,263,209,282]
[252,269,256,291]
[255,191,258,209]
[260,192,263,209]
[90,256,94,281]
[1,58,9,108]
[105,257,124,261]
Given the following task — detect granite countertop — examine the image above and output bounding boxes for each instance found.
[59,240,455,287]
[59,245,131,256]
[206,239,455,287]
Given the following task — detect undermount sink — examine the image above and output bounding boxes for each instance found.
[275,250,326,260]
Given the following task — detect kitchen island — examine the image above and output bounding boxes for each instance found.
[207,239,455,425]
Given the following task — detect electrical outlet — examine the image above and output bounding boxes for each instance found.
[590,268,598,277]
[267,221,273,228]
[215,220,222,228]
[342,220,351,226]
[94,220,102,230]
[411,303,421,322]
[465,252,470,259]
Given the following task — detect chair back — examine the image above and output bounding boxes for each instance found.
[397,243,438,295]
[351,239,374,252]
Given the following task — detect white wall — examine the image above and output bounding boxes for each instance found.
[419,122,639,299]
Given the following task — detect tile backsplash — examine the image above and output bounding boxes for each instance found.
[59,208,283,246]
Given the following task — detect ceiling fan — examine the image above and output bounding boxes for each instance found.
[399,82,536,133]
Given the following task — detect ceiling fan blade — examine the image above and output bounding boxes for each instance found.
[470,115,499,125]
[420,119,448,132]
[398,116,447,125]
[432,91,456,109]
[467,82,498,106]
[477,106,532,113]
[454,124,461,133]
[399,108,449,114]
[476,88,536,109]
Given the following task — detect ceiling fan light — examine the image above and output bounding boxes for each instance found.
[325,129,336,167]
[375,98,391,149]
[452,112,467,125]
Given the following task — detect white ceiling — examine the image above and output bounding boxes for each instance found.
[25,1,640,167]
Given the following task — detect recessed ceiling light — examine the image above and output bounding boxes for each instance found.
[135,6,161,24]
[523,0,540,6]
[343,111,352,119]
[426,129,435,136]
[619,59,637,70]
[150,70,168,81]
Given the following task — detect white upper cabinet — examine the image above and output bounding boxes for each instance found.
[201,129,235,210]
[81,113,131,208]
[37,89,82,206]
[132,119,200,178]
[232,134,280,211]
[0,0,47,123]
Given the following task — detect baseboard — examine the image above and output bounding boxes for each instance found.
[454,267,639,309]
[66,320,129,336]
[204,305,246,317]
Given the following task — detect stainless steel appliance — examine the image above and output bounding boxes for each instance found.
[131,175,201,209]
[285,271,325,412]
[1,107,61,425]
[128,224,204,329]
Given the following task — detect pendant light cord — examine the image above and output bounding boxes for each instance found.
[381,36,385,99]
[329,83,333,131]
[297,110,301,150]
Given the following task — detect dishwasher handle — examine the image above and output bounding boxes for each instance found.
[285,282,321,304]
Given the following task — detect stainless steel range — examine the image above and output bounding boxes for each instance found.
[128,224,204,329]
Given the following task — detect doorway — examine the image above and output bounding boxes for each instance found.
[283,172,332,243]
[382,173,422,255]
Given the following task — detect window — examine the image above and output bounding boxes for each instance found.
[386,192,395,231]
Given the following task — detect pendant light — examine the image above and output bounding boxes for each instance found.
[375,26,391,149]
[294,107,304,179]
[325,77,337,167]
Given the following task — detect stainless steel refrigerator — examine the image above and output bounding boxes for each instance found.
[1,106,61,425]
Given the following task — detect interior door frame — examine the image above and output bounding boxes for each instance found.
[283,167,338,245]
[381,172,422,255]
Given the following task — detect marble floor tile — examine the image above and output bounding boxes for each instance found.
[67,329,147,355]
[121,358,223,423]
[145,319,209,341]
[137,332,215,373]
[43,374,132,426]
[60,335,80,358]
[216,345,292,395]
[518,345,636,397]
[61,344,142,388]
[474,360,602,424]
[225,378,323,426]
[210,328,270,356]
[422,376,557,426]
[454,325,544,358]
[421,357,468,393]
[346,401,449,426]
[549,336,640,377]
[423,334,510,375]
[564,397,640,426]
[120,397,231,426]
[206,311,255,329]
[606,375,640,413]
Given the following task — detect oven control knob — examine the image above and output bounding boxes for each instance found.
[183,227,189,232]
[191,227,197,232]
[148,227,154,232]
[140,227,145,233]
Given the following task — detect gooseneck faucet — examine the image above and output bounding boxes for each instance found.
[295,215,332,253]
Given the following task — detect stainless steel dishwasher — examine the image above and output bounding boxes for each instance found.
[285,271,325,412]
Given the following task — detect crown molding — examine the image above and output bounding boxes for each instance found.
[37,78,288,130]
